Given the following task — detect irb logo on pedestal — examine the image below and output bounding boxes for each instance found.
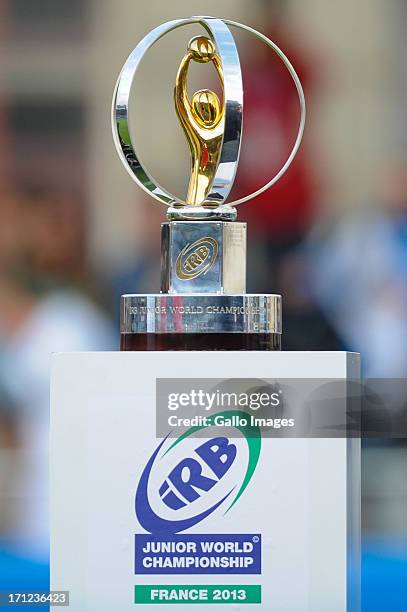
[158,437,237,510]
[135,411,261,534]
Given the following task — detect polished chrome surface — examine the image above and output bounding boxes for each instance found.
[112,17,242,208]
[222,222,246,293]
[121,294,281,334]
[161,221,246,294]
[166,204,237,221]
[112,16,305,213]
[112,17,306,338]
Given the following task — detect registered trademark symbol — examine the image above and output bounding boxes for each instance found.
[252,536,259,543]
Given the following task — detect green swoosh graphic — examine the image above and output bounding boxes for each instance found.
[162,410,261,513]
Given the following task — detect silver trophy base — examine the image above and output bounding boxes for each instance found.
[121,294,281,334]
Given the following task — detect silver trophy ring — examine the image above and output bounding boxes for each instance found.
[112,17,305,208]
[112,17,243,208]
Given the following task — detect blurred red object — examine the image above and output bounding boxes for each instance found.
[232,28,318,238]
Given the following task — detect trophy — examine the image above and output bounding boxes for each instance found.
[112,17,305,351]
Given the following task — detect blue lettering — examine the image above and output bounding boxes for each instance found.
[159,437,237,512]
[162,458,216,509]
[195,437,236,479]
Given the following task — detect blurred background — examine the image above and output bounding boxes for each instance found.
[0,0,406,609]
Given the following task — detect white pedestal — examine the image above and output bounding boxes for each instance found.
[50,351,360,611]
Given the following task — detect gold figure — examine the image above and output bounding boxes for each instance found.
[174,36,224,207]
